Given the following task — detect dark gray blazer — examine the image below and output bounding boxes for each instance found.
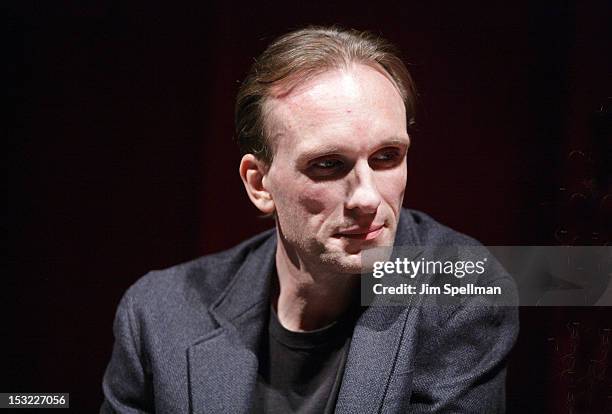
[101,209,518,413]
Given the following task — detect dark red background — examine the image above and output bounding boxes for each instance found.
[7,1,611,412]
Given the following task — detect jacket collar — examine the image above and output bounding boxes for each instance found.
[188,232,276,413]
[211,231,277,329]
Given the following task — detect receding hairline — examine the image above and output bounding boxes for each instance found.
[261,61,408,157]
[266,59,405,99]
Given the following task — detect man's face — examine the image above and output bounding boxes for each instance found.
[263,63,409,274]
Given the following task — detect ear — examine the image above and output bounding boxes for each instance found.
[239,154,275,214]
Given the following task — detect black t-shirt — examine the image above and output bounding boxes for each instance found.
[252,304,361,414]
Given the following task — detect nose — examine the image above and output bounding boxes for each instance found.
[345,161,382,214]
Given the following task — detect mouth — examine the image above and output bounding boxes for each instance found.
[335,224,385,241]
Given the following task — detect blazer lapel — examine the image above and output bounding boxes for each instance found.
[187,325,259,414]
[187,233,277,414]
[335,306,410,414]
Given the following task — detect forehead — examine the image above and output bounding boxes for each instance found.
[263,64,408,157]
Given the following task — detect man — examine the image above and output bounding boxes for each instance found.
[102,26,518,413]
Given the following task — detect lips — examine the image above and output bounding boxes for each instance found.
[336,224,384,241]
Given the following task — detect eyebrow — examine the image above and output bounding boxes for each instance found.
[296,136,410,165]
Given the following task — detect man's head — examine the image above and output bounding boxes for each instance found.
[236,26,416,164]
[237,26,416,274]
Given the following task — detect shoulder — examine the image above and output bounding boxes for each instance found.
[121,228,276,319]
[400,209,519,341]
[399,208,481,246]
[399,208,517,304]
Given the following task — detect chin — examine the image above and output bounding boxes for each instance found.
[319,251,366,274]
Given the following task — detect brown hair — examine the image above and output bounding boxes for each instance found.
[235,26,417,164]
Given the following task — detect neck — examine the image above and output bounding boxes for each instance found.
[273,234,359,332]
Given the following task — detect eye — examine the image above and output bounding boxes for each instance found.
[369,148,403,168]
[313,159,342,169]
[307,158,345,178]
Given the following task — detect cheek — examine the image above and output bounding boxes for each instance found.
[270,171,340,217]
[377,169,407,206]
[298,184,341,215]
